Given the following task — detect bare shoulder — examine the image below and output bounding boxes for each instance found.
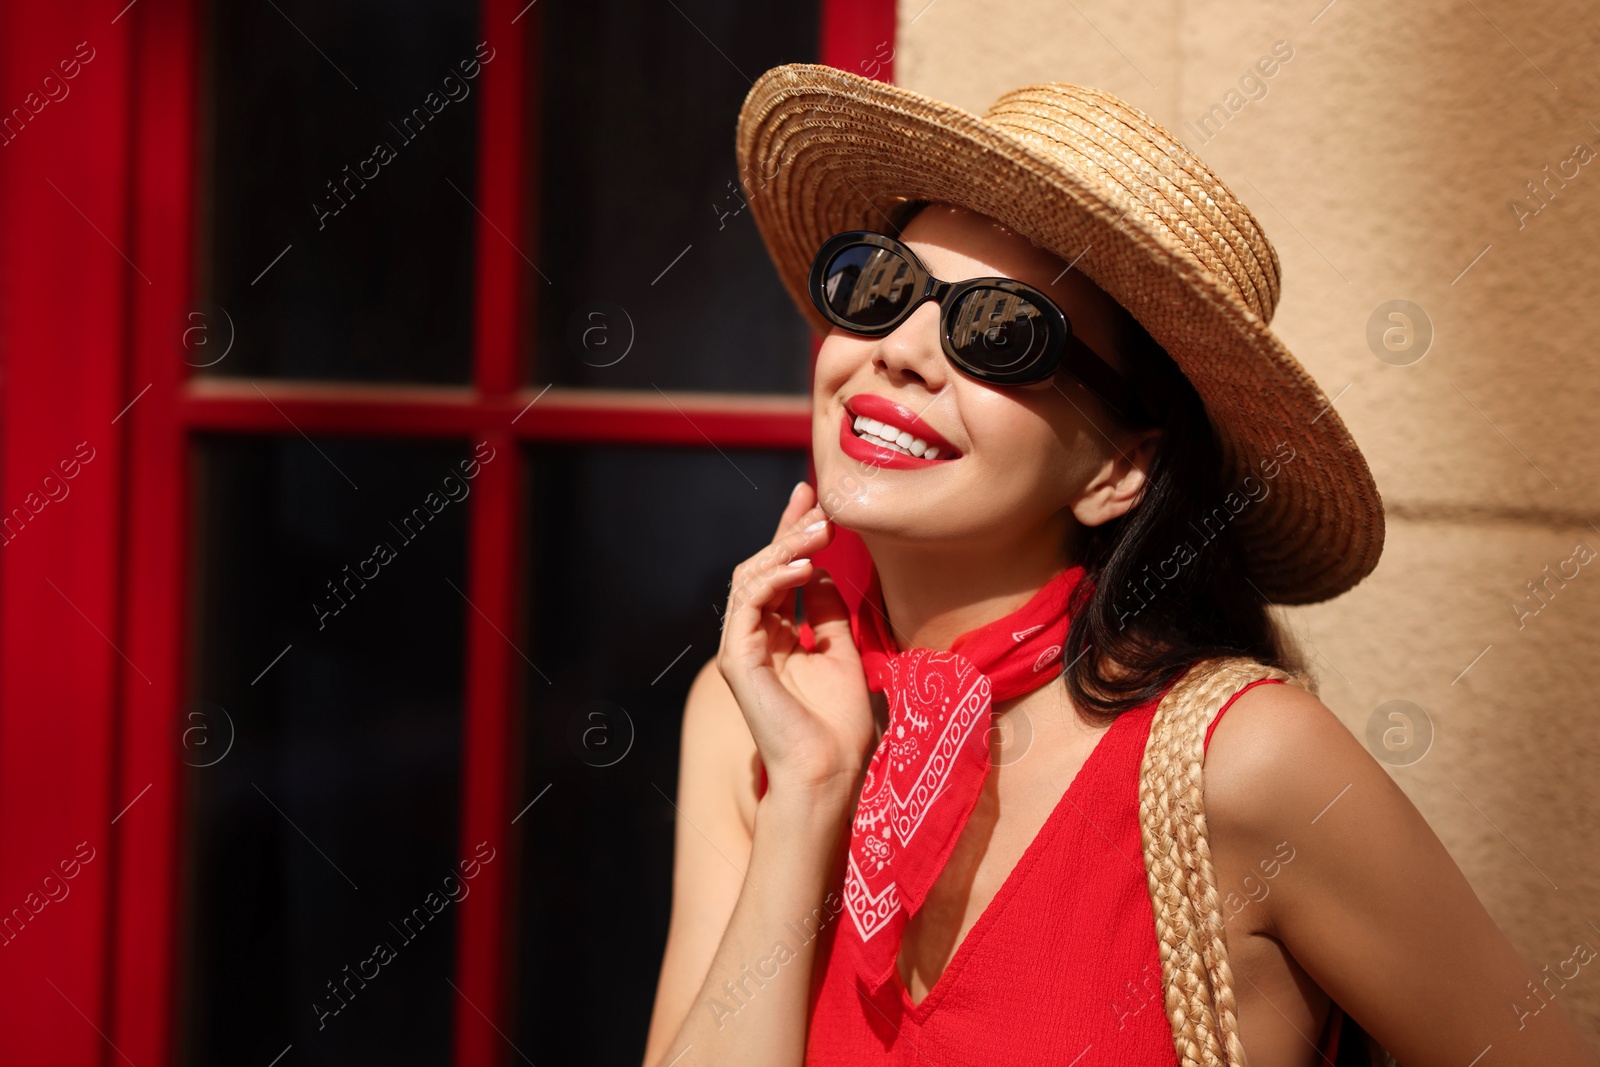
[1200,680,1374,846]
[1200,678,1600,1065]
[1203,681,1414,927]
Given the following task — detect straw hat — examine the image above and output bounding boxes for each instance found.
[734,63,1384,605]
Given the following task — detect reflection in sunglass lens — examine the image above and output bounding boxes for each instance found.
[948,287,1049,375]
[821,244,918,329]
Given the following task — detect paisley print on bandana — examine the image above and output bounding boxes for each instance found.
[841,563,1089,994]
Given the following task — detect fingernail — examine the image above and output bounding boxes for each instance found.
[787,557,810,567]
[789,480,807,503]
[804,519,828,533]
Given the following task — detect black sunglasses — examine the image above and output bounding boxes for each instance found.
[808,230,1150,424]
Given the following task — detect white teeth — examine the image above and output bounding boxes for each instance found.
[851,414,948,460]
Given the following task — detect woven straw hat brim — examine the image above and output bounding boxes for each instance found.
[735,64,1384,605]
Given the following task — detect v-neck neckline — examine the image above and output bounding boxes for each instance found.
[888,705,1133,1021]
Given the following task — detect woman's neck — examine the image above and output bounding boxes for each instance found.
[859,526,1077,652]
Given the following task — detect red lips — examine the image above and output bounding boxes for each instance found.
[837,394,961,470]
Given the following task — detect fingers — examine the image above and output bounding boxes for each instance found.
[717,483,837,691]
[725,510,833,627]
[800,567,853,651]
[768,481,816,622]
[772,479,814,543]
[717,544,814,706]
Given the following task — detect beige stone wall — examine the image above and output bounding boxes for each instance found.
[899,0,1600,1041]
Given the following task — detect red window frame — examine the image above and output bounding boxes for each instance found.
[0,0,893,1064]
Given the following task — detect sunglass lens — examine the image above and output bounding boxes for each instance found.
[947,287,1051,377]
[819,243,918,329]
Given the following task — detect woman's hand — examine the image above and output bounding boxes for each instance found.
[717,480,875,800]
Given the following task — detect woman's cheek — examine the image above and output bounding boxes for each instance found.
[1006,427,1091,511]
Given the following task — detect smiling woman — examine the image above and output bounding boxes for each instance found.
[640,61,1600,1067]
[809,198,1304,721]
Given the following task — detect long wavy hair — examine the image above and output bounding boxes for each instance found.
[1059,300,1309,720]
[891,198,1309,720]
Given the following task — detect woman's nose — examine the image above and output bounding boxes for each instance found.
[871,301,949,390]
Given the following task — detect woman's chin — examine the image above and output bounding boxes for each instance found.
[810,495,931,541]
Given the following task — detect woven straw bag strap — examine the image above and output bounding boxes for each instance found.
[1138,656,1311,1067]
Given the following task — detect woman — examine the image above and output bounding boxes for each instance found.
[643,65,1599,1067]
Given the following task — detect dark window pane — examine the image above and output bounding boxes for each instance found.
[514,446,809,1064]
[530,0,821,394]
[203,2,480,382]
[182,437,472,1067]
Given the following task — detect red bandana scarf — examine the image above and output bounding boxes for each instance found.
[842,561,1089,994]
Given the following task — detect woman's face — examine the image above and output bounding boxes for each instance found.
[811,202,1157,552]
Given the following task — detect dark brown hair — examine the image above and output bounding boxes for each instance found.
[1060,305,1307,720]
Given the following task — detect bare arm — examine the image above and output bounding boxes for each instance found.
[644,768,854,1067]
[642,481,873,1067]
[640,656,757,1066]
[640,658,855,1067]
[1204,682,1600,1066]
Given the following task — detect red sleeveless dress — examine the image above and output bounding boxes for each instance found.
[757,677,1344,1065]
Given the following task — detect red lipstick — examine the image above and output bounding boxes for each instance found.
[837,394,961,470]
